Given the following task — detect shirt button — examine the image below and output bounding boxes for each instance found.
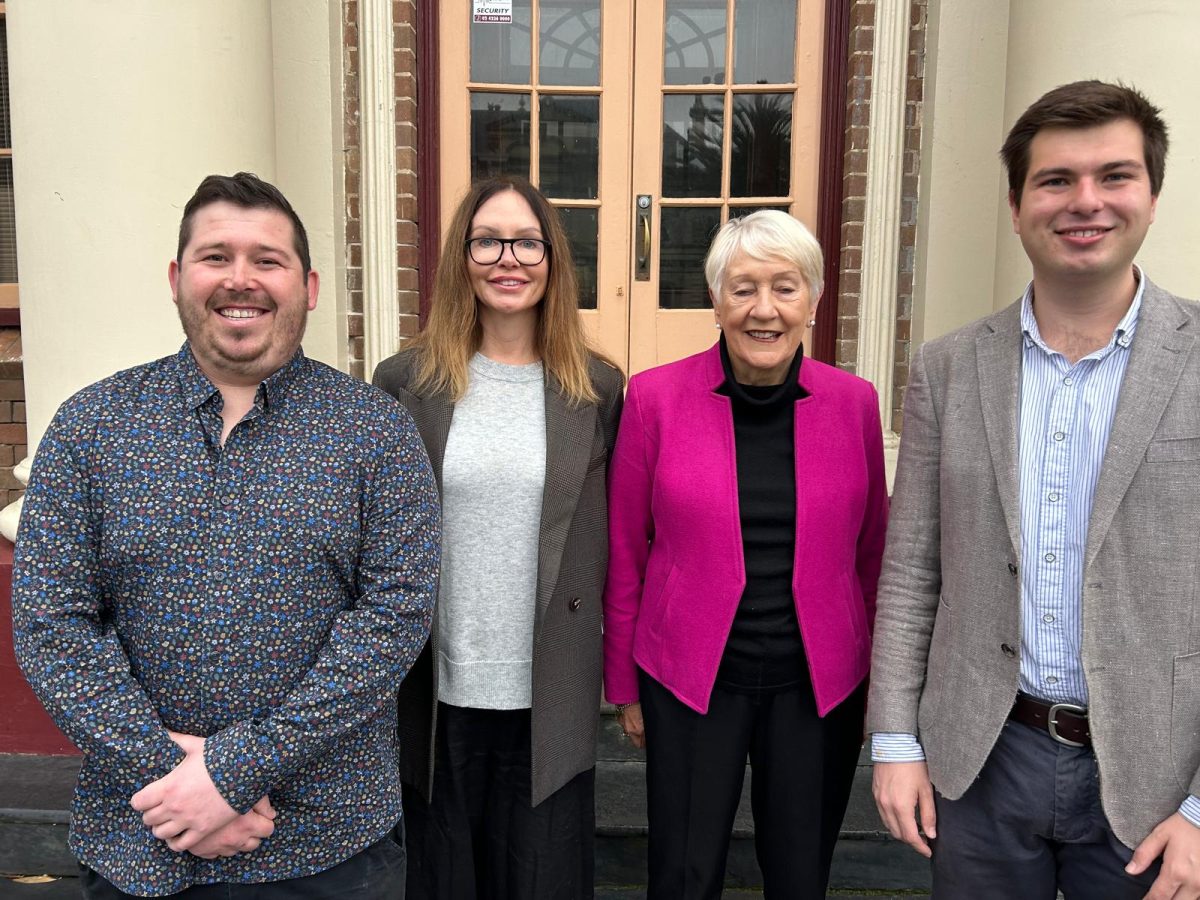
[1063,376,1073,386]
[1001,644,1016,658]
[1043,613,1055,623]
[1044,552,1056,563]
[1048,492,1060,502]
[1053,431,1066,441]
[569,597,582,611]
[1045,675,1059,685]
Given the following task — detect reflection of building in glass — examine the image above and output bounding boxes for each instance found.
[540,96,599,199]
[658,207,721,310]
[470,98,532,181]
[662,90,722,198]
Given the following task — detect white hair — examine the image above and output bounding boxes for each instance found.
[703,210,824,301]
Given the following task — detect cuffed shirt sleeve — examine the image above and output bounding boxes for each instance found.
[870,732,927,763]
[1179,796,1200,830]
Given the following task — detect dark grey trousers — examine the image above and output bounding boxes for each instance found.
[931,719,1161,900]
[640,669,864,900]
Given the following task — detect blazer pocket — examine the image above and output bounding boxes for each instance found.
[642,561,681,640]
[1146,436,1200,462]
[838,568,870,654]
[1171,651,1200,793]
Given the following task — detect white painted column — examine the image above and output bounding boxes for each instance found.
[358,0,399,379]
[4,1,341,538]
[9,0,277,451]
[857,0,911,479]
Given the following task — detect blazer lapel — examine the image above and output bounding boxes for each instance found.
[976,304,1024,554]
[536,376,596,628]
[1086,283,1195,566]
[404,387,453,493]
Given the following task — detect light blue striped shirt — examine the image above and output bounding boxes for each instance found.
[1014,275,1140,705]
[872,270,1200,828]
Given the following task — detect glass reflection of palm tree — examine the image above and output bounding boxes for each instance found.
[661,91,791,199]
[730,93,792,197]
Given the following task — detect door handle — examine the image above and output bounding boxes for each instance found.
[635,194,652,281]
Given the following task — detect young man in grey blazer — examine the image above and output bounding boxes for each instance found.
[868,81,1200,899]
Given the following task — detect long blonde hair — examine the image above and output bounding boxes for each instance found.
[408,177,613,405]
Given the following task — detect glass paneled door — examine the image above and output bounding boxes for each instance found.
[439,0,825,374]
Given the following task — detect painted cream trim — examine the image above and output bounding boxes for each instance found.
[857,0,910,484]
[359,0,398,378]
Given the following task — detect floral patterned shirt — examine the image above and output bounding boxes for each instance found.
[13,345,440,896]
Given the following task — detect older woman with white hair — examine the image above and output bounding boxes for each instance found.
[603,210,889,897]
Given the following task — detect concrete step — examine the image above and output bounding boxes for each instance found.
[594,711,931,894]
[1,715,932,896]
[0,754,78,879]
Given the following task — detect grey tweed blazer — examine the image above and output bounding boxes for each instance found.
[867,277,1200,847]
[373,349,623,806]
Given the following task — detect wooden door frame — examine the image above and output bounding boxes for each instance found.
[416,0,850,360]
[813,0,850,365]
[417,0,440,326]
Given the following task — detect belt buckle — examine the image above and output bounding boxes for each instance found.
[1047,701,1087,747]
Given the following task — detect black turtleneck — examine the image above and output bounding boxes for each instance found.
[714,335,809,692]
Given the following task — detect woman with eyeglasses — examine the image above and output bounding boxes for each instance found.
[603,211,888,898]
[373,176,623,900]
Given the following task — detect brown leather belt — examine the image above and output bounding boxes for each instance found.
[1009,693,1091,748]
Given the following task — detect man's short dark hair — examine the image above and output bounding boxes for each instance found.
[176,172,312,274]
[1001,80,1169,207]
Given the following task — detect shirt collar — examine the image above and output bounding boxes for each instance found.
[174,343,308,412]
[1020,264,1145,354]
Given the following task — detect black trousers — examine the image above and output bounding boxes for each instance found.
[930,720,1161,900]
[402,703,595,900]
[81,832,407,899]
[639,669,864,900]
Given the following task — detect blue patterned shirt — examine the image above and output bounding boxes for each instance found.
[12,344,440,896]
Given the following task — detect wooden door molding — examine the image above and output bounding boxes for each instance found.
[417,0,440,326]
[813,0,850,365]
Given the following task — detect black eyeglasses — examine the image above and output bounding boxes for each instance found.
[465,237,550,266]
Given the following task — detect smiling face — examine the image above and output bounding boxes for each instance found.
[467,189,549,328]
[713,252,816,386]
[168,201,319,387]
[1010,118,1157,292]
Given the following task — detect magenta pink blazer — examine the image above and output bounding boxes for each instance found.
[603,343,889,716]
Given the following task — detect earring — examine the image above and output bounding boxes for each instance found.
[807,319,816,327]
[715,323,722,330]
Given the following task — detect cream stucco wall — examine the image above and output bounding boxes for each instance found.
[9,0,344,451]
[916,0,1200,345]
